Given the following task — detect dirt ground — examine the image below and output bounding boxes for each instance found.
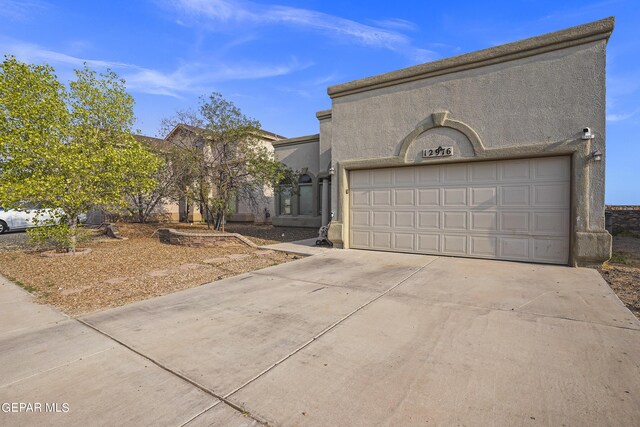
[2,222,636,319]
[0,223,308,315]
[598,235,640,318]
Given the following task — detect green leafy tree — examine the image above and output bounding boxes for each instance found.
[124,138,182,223]
[161,93,287,231]
[0,56,160,251]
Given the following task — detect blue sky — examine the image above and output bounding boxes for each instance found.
[1,0,638,203]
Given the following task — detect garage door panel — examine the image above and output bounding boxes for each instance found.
[418,189,440,206]
[372,169,393,186]
[351,190,370,206]
[501,159,531,180]
[443,188,467,206]
[372,211,391,227]
[351,211,370,227]
[418,167,440,184]
[350,157,569,264]
[534,157,570,180]
[444,164,468,182]
[351,231,370,247]
[394,211,415,228]
[533,238,567,261]
[471,212,497,231]
[394,189,414,205]
[350,170,370,187]
[443,212,467,230]
[394,168,415,185]
[417,234,439,251]
[533,211,568,234]
[500,212,530,233]
[533,184,568,207]
[470,236,498,257]
[372,232,392,249]
[470,162,498,181]
[471,187,497,206]
[500,237,530,258]
[501,185,530,206]
[443,235,467,254]
[418,211,440,229]
[372,190,391,206]
[394,233,415,251]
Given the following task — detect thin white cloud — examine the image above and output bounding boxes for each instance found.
[0,0,48,20]
[4,40,137,70]
[1,39,310,98]
[125,59,312,97]
[372,18,418,32]
[312,73,340,86]
[165,0,437,61]
[607,110,639,123]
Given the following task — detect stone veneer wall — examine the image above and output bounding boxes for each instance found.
[157,228,257,248]
[605,206,640,235]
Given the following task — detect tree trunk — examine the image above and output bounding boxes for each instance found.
[67,218,77,253]
[138,195,145,223]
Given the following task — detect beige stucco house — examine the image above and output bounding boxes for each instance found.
[273,17,614,266]
[137,124,286,223]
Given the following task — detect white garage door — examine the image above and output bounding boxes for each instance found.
[349,157,570,264]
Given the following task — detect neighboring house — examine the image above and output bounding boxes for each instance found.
[134,124,286,223]
[272,133,331,228]
[131,134,179,222]
[273,17,614,266]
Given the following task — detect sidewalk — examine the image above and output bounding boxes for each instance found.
[0,275,216,426]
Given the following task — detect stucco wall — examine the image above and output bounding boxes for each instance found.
[330,40,606,223]
[317,111,332,174]
[274,139,320,175]
[324,18,613,265]
[166,126,278,224]
[233,138,276,223]
[273,137,322,228]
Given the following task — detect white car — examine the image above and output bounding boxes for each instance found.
[0,207,86,234]
[0,207,56,233]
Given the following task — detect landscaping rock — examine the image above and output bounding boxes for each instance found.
[203,258,228,264]
[226,254,251,260]
[254,250,275,256]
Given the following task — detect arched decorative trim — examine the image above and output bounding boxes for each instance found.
[397,111,486,162]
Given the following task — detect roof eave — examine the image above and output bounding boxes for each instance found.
[327,17,615,99]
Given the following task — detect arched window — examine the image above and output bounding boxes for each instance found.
[298,174,313,216]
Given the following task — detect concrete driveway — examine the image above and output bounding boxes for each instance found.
[1,250,639,426]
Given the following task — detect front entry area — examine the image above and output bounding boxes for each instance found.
[349,156,571,264]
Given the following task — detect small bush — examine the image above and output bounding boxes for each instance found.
[27,223,91,252]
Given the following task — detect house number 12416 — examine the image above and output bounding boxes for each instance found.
[423,146,453,158]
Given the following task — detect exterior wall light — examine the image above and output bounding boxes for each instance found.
[591,149,602,161]
[329,167,336,175]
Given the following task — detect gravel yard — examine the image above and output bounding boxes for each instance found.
[599,235,640,318]
[2,222,636,320]
[0,223,300,315]
[0,230,29,250]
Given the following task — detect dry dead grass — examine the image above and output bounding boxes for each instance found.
[599,235,640,319]
[0,223,295,315]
